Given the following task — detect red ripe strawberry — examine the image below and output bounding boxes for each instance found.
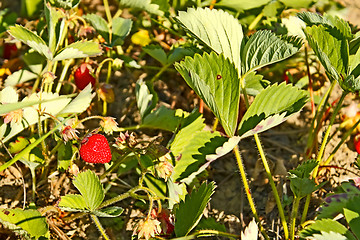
[79,134,112,164]
[74,63,96,90]
[3,43,18,59]
[354,134,360,154]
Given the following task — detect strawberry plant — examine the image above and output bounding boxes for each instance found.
[0,0,360,239]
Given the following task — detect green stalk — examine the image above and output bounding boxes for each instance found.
[102,0,112,26]
[55,59,74,94]
[90,214,110,240]
[254,134,289,239]
[150,64,170,83]
[241,77,288,238]
[195,229,239,239]
[290,196,300,240]
[301,91,347,223]
[305,80,336,159]
[233,145,269,240]
[30,167,37,201]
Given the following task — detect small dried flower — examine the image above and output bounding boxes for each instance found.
[115,131,136,149]
[78,26,95,37]
[354,177,360,188]
[61,125,79,142]
[68,164,80,176]
[133,217,161,240]
[3,109,23,124]
[155,157,174,182]
[112,58,124,70]
[43,72,57,84]
[100,117,119,135]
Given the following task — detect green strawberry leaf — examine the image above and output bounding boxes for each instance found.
[141,106,188,132]
[344,205,360,238]
[92,207,124,218]
[175,182,216,237]
[57,142,76,171]
[58,194,88,212]
[8,24,53,60]
[5,69,38,87]
[118,0,164,16]
[241,30,302,74]
[175,8,243,74]
[175,52,240,136]
[136,79,157,119]
[244,72,270,96]
[110,17,132,46]
[300,219,357,240]
[0,208,49,238]
[44,2,64,53]
[84,14,110,43]
[72,170,105,211]
[238,82,308,137]
[297,12,352,40]
[304,25,348,81]
[170,112,229,183]
[53,40,102,61]
[216,0,271,11]
[143,45,168,66]
[57,84,94,116]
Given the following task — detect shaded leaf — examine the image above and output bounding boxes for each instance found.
[54,41,102,61]
[44,3,64,53]
[195,217,226,232]
[111,17,132,46]
[241,30,302,74]
[175,182,216,237]
[244,72,270,96]
[143,45,168,66]
[141,106,188,132]
[72,170,105,211]
[92,207,124,218]
[344,206,360,238]
[175,52,240,136]
[8,25,52,60]
[84,14,109,43]
[136,79,157,119]
[175,8,243,73]
[0,208,48,238]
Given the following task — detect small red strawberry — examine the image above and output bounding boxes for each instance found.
[354,134,360,154]
[79,134,112,164]
[74,63,96,90]
[3,43,18,59]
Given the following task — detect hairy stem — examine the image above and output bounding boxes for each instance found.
[90,214,110,240]
[290,196,300,240]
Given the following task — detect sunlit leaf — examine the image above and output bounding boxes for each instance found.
[0,208,49,238]
[118,0,164,16]
[5,69,38,87]
[304,25,348,81]
[54,41,102,61]
[216,0,271,11]
[300,219,357,240]
[175,52,240,136]
[241,30,302,74]
[72,170,105,211]
[238,82,308,137]
[57,84,94,116]
[143,45,168,66]
[175,8,243,73]
[58,194,88,212]
[8,25,52,60]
